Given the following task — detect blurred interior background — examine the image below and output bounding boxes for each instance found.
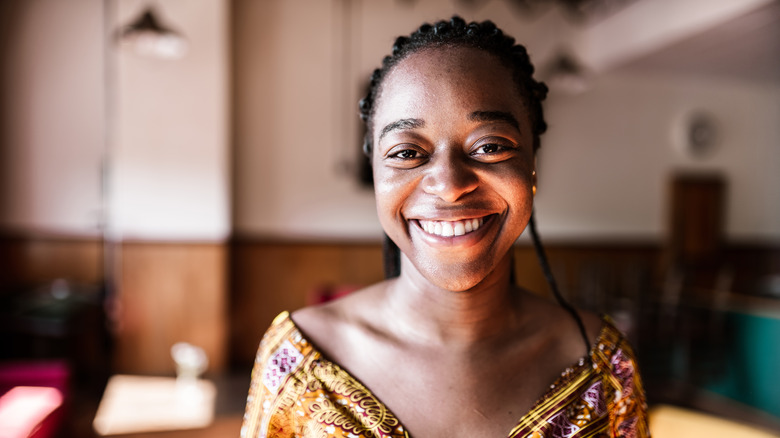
[0,0,778,436]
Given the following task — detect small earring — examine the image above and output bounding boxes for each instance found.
[532,170,537,196]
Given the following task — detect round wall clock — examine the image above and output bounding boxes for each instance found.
[682,111,719,159]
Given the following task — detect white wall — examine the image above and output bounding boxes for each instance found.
[232,0,380,240]
[537,73,780,242]
[0,0,104,236]
[233,0,780,242]
[0,0,230,242]
[4,0,776,243]
[110,0,230,241]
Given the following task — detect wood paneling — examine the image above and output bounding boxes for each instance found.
[0,233,229,375]
[3,233,775,374]
[229,238,778,366]
[229,241,385,366]
[113,242,228,375]
[0,234,108,384]
[228,239,665,365]
[524,244,662,309]
[0,234,102,292]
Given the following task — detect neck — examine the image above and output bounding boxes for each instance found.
[382,252,525,347]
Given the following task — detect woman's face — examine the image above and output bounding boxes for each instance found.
[371,46,536,291]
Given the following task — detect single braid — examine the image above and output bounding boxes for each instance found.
[359,16,548,157]
[529,212,591,355]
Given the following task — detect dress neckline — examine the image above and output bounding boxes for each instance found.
[280,311,615,438]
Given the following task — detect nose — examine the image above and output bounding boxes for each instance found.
[421,151,478,203]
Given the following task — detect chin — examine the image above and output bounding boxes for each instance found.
[428,275,480,292]
[414,257,498,292]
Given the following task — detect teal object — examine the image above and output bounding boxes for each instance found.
[706,310,780,418]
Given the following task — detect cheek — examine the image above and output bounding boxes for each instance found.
[372,167,410,229]
[498,165,535,224]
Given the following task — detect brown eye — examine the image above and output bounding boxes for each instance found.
[469,139,518,163]
[478,144,500,154]
[384,144,428,168]
[391,149,421,159]
[472,143,507,155]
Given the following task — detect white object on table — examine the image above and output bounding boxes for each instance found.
[92,374,216,436]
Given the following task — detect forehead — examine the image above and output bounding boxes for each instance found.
[373,46,526,130]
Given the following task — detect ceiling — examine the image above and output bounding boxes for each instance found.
[614,0,780,84]
[503,0,639,22]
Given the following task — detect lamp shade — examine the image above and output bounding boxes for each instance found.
[118,8,187,59]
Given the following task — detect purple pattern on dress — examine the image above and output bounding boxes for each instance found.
[581,381,606,416]
[548,411,581,438]
[610,348,635,396]
[262,339,304,392]
[616,415,638,438]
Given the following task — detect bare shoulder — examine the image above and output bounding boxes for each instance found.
[290,281,390,357]
[518,290,604,353]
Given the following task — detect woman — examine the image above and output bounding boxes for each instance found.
[242,17,649,438]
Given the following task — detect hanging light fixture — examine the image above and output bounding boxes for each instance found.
[118,7,188,59]
[542,50,590,94]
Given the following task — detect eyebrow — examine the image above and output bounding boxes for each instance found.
[378,118,425,140]
[469,111,521,131]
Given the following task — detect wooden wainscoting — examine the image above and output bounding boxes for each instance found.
[3,232,775,375]
[519,244,663,312]
[0,233,229,376]
[113,241,228,375]
[0,233,107,379]
[228,237,776,366]
[229,240,385,366]
[228,238,666,366]
[0,232,102,290]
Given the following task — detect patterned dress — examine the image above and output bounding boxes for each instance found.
[241,311,650,438]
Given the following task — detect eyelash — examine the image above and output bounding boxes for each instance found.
[385,139,517,164]
[472,143,505,155]
[389,148,423,160]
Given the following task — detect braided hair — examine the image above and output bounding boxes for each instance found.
[359,16,549,157]
[361,17,590,353]
[360,16,548,280]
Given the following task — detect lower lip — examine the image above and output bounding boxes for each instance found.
[411,215,497,248]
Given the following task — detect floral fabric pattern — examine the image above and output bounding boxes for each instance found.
[242,312,649,438]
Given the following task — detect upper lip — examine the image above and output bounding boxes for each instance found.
[405,205,499,222]
[406,210,495,222]
[413,214,492,223]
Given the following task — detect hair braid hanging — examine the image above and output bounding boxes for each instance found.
[528,212,591,355]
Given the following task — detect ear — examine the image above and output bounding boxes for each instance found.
[532,157,537,196]
[363,139,372,157]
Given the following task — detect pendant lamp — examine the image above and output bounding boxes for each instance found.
[118,7,187,59]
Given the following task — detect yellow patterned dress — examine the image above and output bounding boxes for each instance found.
[241,312,650,438]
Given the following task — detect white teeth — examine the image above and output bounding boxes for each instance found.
[417,217,487,237]
[453,222,465,236]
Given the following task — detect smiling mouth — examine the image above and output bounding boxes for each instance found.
[416,216,489,237]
